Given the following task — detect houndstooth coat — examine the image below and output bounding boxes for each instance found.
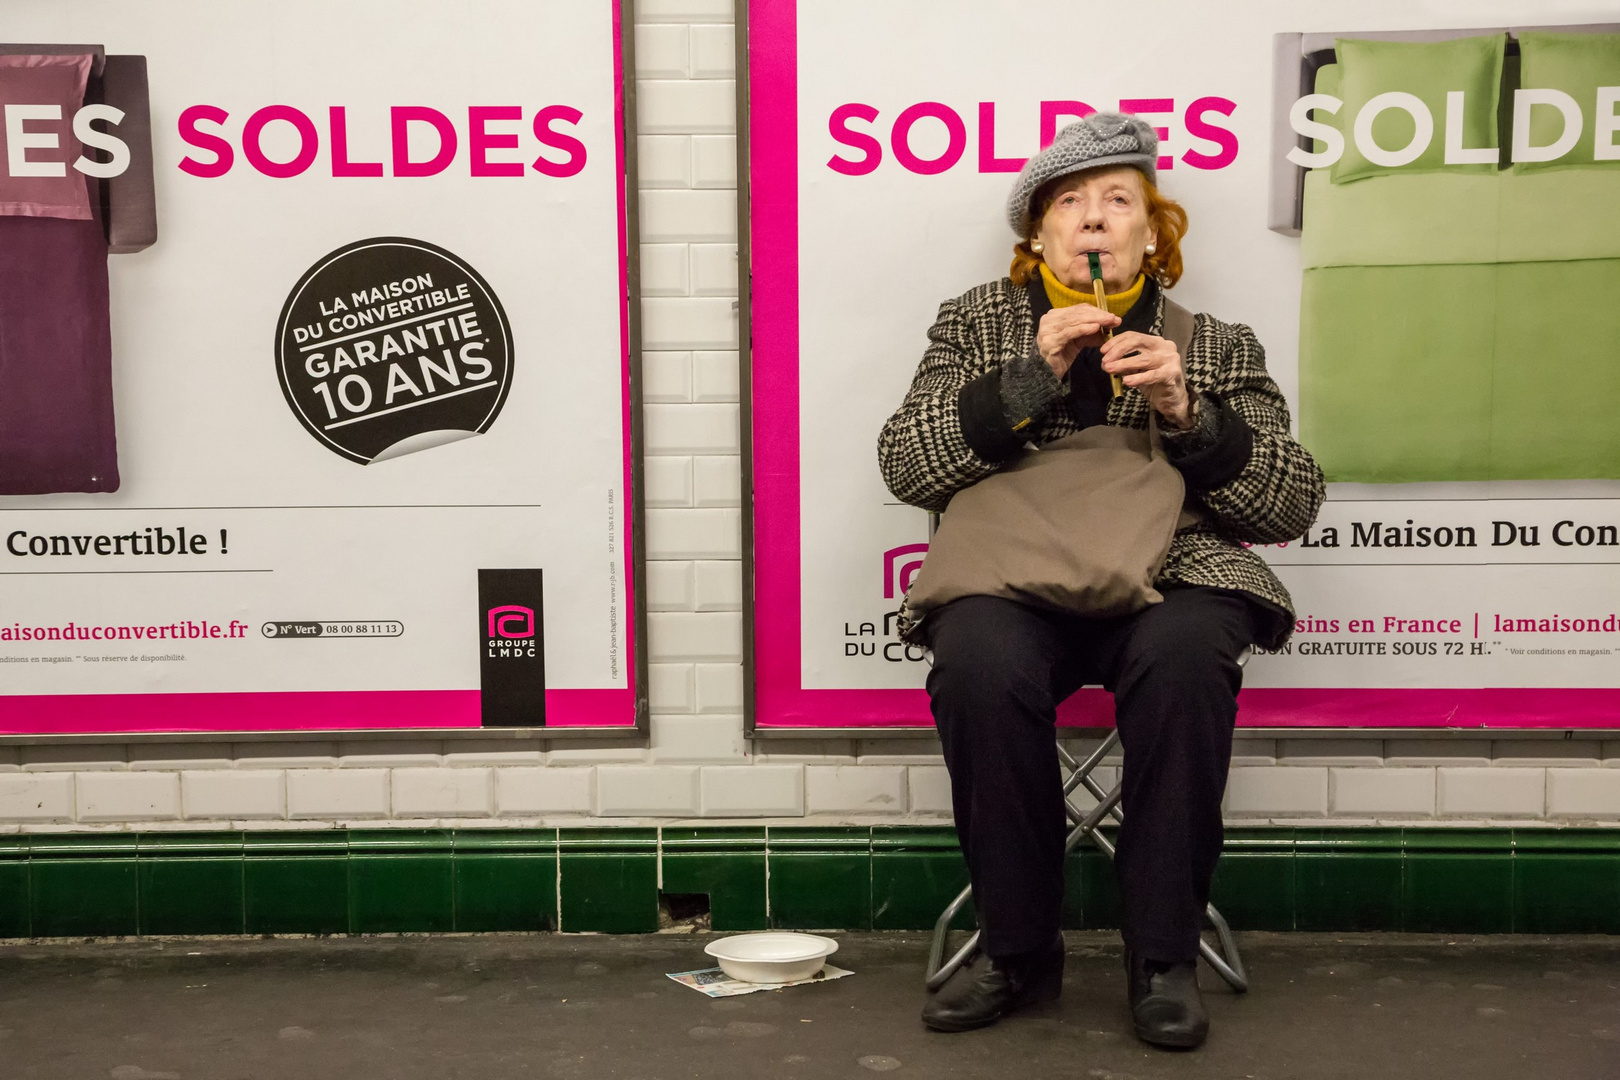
[878,276,1325,648]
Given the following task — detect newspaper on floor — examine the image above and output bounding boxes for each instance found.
[666,964,854,997]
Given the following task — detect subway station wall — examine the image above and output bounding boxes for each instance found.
[0,1,643,736]
[2,0,1620,834]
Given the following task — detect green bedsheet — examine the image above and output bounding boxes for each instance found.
[1298,169,1620,483]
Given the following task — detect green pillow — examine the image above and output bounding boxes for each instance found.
[1330,35,1506,184]
[1516,31,1620,171]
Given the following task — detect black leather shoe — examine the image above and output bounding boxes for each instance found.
[921,938,1063,1032]
[1125,949,1209,1050]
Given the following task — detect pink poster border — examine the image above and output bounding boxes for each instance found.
[744,0,1620,731]
[0,2,641,736]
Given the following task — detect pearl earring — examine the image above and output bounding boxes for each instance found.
[1144,242,1157,256]
[1031,240,1044,253]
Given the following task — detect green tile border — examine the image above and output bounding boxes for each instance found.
[0,836,31,938]
[662,828,768,931]
[558,828,658,933]
[243,831,349,935]
[871,826,971,931]
[767,827,872,931]
[134,833,246,936]
[453,828,558,933]
[1209,828,1297,932]
[29,836,139,939]
[0,826,1617,939]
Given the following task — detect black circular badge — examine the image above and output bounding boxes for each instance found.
[275,237,514,464]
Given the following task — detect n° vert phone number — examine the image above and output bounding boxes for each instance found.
[324,622,403,637]
[322,622,404,637]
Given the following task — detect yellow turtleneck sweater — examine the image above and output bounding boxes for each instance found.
[1039,262,1143,317]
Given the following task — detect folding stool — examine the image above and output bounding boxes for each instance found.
[924,653,1252,995]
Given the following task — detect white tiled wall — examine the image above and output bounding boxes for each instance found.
[1,0,1615,834]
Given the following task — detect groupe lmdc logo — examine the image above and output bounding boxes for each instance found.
[477,570,546,727]
[487,605,536,655]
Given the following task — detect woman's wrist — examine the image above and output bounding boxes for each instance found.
[1162,389,1198,431]
[1001,352,1065,433]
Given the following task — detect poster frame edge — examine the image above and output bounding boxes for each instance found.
[621,0,652,739]
[5,725,1617,744]
[739,726,1620,741]
[0,0,650,744]
[738,0,761,738]
[734,2,1620,740]
[0,726,638,746]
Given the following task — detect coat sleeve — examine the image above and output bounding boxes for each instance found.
[1183,319,1326,544]
[877,297,1010,513]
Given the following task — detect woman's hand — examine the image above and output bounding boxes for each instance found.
[1035,304,1120,380]
[1100,332,1194,429]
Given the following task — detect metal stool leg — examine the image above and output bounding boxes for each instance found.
[1201,901,1248,991]
[926,727,1249,993]
[924,887,979,992]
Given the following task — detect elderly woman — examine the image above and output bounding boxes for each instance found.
[878,114,1324,1049]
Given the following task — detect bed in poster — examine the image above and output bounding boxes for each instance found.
[744,0,1620,732]
[0,0,646,735]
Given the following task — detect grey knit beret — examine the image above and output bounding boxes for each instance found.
[1006,112,1159,237]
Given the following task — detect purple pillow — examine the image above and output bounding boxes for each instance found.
[0,53,93,220]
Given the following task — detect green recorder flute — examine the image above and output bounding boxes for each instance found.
[1088,250,1123,399]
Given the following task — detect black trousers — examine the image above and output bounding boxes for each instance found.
[925,587,1263,963]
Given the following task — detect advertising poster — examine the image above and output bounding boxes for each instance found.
[0,1,645,734]
[746,0,1620,731]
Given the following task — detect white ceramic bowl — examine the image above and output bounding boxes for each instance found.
[703,932,839,984]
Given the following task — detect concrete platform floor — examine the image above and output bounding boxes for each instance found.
[1,932,1617,1079]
